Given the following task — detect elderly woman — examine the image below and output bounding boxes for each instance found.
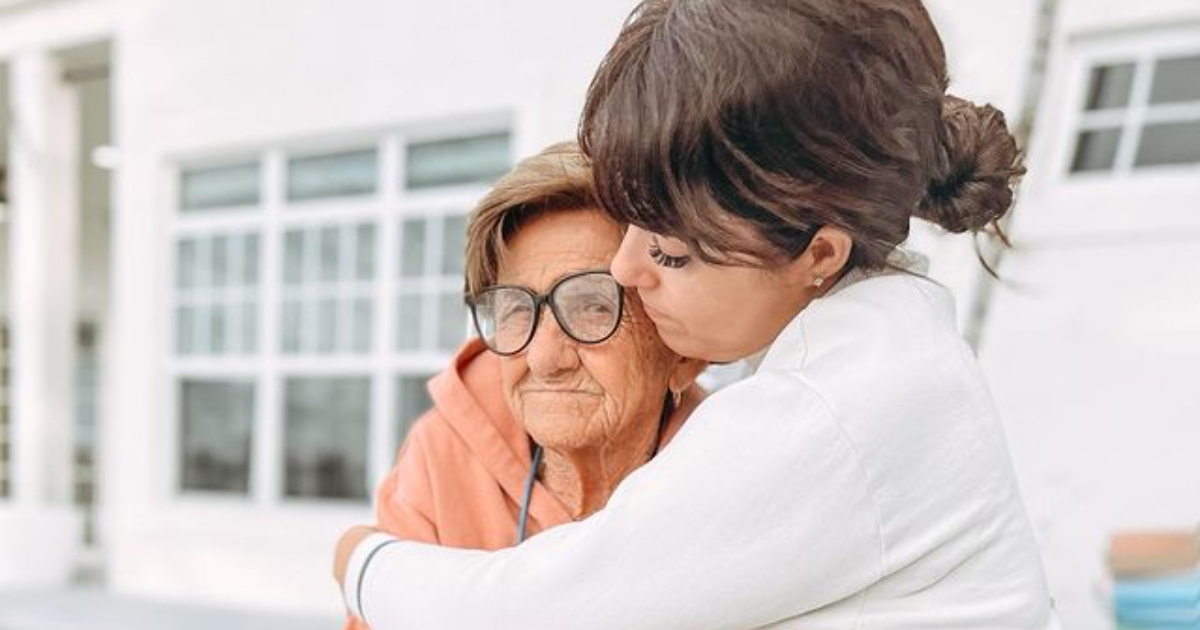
[342,141,704,629]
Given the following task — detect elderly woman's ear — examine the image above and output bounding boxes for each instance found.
[668,356,709,395]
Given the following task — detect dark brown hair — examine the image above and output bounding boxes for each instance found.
[579,0,1025,269]
[464,141,599,297]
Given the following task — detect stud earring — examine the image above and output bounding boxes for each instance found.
[671,389,683,407]
[813,276,825,288]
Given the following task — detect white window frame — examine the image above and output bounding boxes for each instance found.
[164,115,512,509]
[1061,27,1200,180]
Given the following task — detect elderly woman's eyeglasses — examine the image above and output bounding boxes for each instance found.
[466,270,624,356]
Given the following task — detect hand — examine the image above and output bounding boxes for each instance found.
[333,524,383,590]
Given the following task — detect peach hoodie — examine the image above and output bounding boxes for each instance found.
[344,338,696,629]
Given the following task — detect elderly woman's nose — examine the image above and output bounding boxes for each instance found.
[525,309,580,377]
[611,227,657,291]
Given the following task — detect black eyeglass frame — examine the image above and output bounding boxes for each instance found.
[465,269,626,357]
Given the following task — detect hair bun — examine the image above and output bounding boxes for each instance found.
[917,95,1026,234]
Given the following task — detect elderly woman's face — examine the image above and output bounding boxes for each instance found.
[496,208,684,451]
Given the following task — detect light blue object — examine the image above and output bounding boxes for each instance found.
[1115,573,1200,608]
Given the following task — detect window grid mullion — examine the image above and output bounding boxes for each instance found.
[255,148,286,506]
[372,134,402,485]
[1114,55,1158,174]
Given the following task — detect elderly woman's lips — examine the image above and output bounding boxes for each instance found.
[520,389,603,397]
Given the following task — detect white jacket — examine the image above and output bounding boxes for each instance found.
[344,269,1060,630]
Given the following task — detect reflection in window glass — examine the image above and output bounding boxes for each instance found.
[179,380,254,493]
[438,290,468,351]
[283,377,369,500]
[279,223,376,354]
[352,299,372,353]
[1134,121,1200,167]
[1084,63,1135,111]
[243,235,260,286]
[400,218,426,277]
[287,149,378,201]
[396,294,423,350]
[176,306,196,355]
[176,239,198,289]
[317,298,338,353]
[174,233,260,355]
[211,236,229,288]
[283,231,305,286]
[355,224,376,281]
[181,162,261,211]
[1149,55,1200,105]
[405,132,511,190]
[241,301,258,354]
[211,305,229,354]
[442,214,467,275]
[1070,128,1123,173]
[396,375,433,450]
[281,299,304,354]
[319,227,340,282]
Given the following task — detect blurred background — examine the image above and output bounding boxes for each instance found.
[0,0,1195,628]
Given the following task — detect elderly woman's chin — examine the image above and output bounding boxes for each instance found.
[516,389,616,451]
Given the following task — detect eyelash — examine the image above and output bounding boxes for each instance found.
[648,238,692,269]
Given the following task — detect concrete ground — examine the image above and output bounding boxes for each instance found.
[0,587,339,630]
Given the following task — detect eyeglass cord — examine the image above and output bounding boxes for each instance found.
[514,390,675,545]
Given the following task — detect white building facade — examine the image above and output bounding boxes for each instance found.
[0,0,1195,628]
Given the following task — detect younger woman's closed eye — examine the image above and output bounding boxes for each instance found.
[648,236,692,269]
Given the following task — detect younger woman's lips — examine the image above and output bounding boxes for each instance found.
[642,302,670,323]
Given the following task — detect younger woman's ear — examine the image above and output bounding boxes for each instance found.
[669,356,709,393]
[788,225,853,287]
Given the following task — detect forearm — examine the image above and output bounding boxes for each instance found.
[342,374,884,630]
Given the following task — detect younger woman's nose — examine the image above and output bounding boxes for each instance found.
[610,226,658,291]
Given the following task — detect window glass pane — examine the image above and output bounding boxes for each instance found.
[283,377,369,500]
[1149,55,1200,105]
[1070,128,1123,173]
[211,236,230,288]
[352,298,372,353]
[317,298,338,353]
[181,162,260,211]
[405,132,511,190]
[281,299,304,354]
[319,226,341,282]
[287,149,378,201]
[438,290,468,351]
[397,293,423,350]
[1084,63,1135,111]
[243,234,260,286]
[241,301,258,354]
[211,304,229,354]
[179,380,254,493]
[395,375,433,449]
[1134,121,1200,167]
[355,224,376,281]
[176,239,197,289]
[283,230,305,286]
[441,214,467,275]
[176,306,196,355]
[400,218,426,277]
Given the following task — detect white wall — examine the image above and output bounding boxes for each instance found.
[980,1,1200,628]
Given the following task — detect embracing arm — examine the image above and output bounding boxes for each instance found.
[342,372,886,630]
[341,423,439,630]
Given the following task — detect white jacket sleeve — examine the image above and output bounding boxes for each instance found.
[348,371,885,630]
